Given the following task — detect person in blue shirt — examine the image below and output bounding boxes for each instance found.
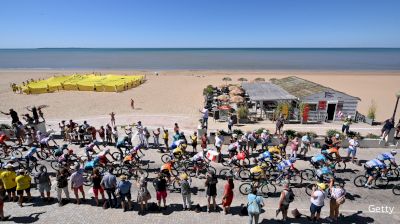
[247,188,264,224]
[311,154,328,168]
[117,175,132,211]
[116,136,131,161]
[364,159,387,188]
[24,147,38,167]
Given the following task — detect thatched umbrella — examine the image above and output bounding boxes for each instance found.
[217,95,230,102]
[254,77,265,82]
[230,95,244,103]
[222,77,232,85]
[238,77,248,82]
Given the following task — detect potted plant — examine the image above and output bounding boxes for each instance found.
[366,100,377,125]
[237,106,249,123]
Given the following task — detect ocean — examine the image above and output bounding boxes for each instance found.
[0,48,400,70]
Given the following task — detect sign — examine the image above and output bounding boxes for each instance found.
[318,101,327,110]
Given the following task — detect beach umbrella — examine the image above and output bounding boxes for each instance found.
[254,77,265,82]
[230,88,244,96]
[217,95,230,102]
[230,95,245,103]
[238,78,248,82]
[222,77,232,85]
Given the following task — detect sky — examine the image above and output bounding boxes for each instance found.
[0,0,399,48]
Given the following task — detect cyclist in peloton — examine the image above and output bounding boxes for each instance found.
[24,147,39,167]
[377,150,397,168]
[311,153,328,169]
[85,140,101,160]
[364,158,387,189]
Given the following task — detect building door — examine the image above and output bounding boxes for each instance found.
[327,104,337,121]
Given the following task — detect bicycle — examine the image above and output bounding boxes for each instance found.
[115,163,149,180]
[186,160,216,178]
[219,165,250,181]
[274,169,304,187]
[392,183,400,195]
[239,179,277,198]
[353,169,389,188]
[0,145,24,159]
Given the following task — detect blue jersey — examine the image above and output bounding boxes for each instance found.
[366,159,386,169]
[26,148,37,157]
[377,153,395,162]
[311,154,327,163]
[259,151,272,161]
[84,161,96,170]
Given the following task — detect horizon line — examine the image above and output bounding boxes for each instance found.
[0,47,400,50]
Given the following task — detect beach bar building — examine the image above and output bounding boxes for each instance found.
[242,76,360,123]
[271,76,360,122]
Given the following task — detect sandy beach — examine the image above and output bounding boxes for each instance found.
[0,69,399,132]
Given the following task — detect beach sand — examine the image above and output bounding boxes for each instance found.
[0,69,399,130]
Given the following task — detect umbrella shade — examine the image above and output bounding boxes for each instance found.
[238,78,248,82]
[222,77,232,82]
[230,88,244,95]
[230,95,244,103]
[254,78,265,82]
[217,95,230,102]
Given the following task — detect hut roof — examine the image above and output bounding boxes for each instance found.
[241,82,296,101]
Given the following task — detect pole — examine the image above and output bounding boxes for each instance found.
[393,96,399,120]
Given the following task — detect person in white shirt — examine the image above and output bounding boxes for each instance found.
[309,183,327,222]
[346,136,359,163]
[199,107,209,129]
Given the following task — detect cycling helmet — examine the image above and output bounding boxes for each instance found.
[93,157,100,162]
[68,149,74,154]
[391,150,397,155]
[317,183,327,190]
[289,158,296,163]
[232,133,238,139]
[123,136,129,141]
[335,134,340,139]
[62,144,68,149]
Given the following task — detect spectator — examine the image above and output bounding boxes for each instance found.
[247,188,264,224]
[101,168,117,208]
[0,109,20,124]
[327,179,346,223]
[199,107,209,129]
[341,115,352,134]
[34,166,52,202]
[0,177,10,221]
[15,169,32,207]
[290,137,300,159]
[153,128,161,150]
[154,173,168,211]
[91,168,105,206]
[381,118,395,140]
[162,128,169,151]
[190,131,198,153]
[70,168,86,204]
[277,183,294,222]
[309,183,327,223]
[300,133,311,159]
[346,136,359,163]
[179,173,192,211]
[201,133,208,150]
[0,164,17,202]
[222,176,234,215]
[275,114,285,135]
[56,168,70,206]
[137,176,150,215]
[117,175,132,212]
[205,170,218,212]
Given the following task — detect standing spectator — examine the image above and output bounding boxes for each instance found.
[0,179,10,220]
[205,170,218,212]
[136,121,145,145]
[15,169,31,207]
[290,137,300,159]
[300,133,311,159]
[131,98,135,109]
[180,173,192,210]
[98,126,106,146]
[228,116,233,133]
[247,188,264,224]
[199,107,209,129]
[327,179,346,223]
[56,168,70,206]
[112,126,118,144]
[1,165,17,202]
[38,107,45,122]
[35,166,51,202]
[143,127,150,148]
[153,128,161,150]
[27,106,39,124]
[341,115,352,134]
[174,123,180,133]
[277,183,294,222]
[137,176,150,215]
[190,131,198,153]
[101,168,117,208]
[91,168,105,206]
[309,183,327,223]
[222,176,234,215]
[381,118,395,140]
[106,124,112,144]
[260,130,270,151]
[346,136,359,163]
[154,173,168,211]
[117,175,132,212]
[201,133,208,150]
[0,108,20,124]
[162,128,169,151]
[275,115,285,135]
[70,168,86,204]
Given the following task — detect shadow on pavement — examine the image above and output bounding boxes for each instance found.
[9,212,45,223]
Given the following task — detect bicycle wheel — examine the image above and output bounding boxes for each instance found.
[50,161,61,171]
[11,150,23,159]
[111,152,121,161]
[161,154,172,163]
[374,177,389,188]
[334,161,347,172]
[239,169,251,180]
[261,183,276,197]
[290,173,303,186]
[301,169,315,181]
[243,158,251,167]
[353,175,368,187]
[392,184,400,195]
[221,158,232,167]
[305,183,316,196]
[239,183,253,195]
[0,149,6,159]
[37,150,49,160]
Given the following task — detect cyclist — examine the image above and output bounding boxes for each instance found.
[377,150,397,167]
[84,157,99,171]
[123,144,144,164]
[160,161,173,182]
[24,147,39,167]
[321,146,341,163]
[0,134,9,151]
[85,140,101,160]
[191,151,206,177]
[58,149,74,164]
[172,144,187,160]
[249,163,266,189]
[276,158,299,180]
[311,154,328,169]
[116,136,131,161]
[268,145,282,156]
[38,132,58,150]
[364,158,387,189]
[170,139,185,150]
[227,142,239,158]
[315,166,334,183]
[96,148,110,166]
[257,150,282,165]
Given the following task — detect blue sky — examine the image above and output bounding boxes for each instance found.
[0,0,399,48]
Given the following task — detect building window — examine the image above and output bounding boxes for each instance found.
[307,104,317,111]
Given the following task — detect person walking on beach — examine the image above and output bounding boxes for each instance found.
[109,112,116,126]
[275,115,285,135]
[247,188,264,224]
[131,99,135,110]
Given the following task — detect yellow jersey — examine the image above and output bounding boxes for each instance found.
[16,175,31,190]
[268,146,281,155]
[0,171,17,190]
